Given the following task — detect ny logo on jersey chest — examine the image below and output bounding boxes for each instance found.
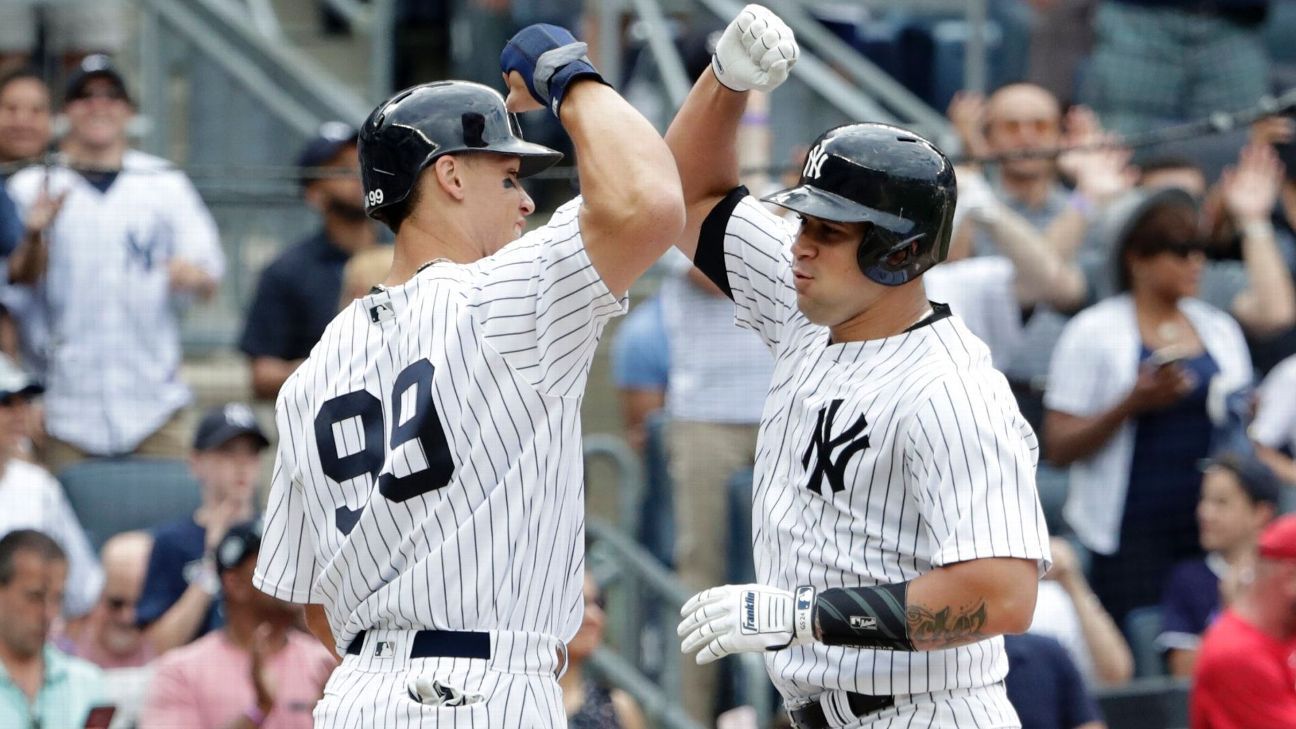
[801,398,870,495]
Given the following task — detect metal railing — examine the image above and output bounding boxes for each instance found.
[587,516,777,729]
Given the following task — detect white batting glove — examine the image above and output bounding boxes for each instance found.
[677,584,815,665]
[711,5,799,93]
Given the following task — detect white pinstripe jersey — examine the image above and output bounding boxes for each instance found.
[253,198,625,656]
[696,190,1051,701]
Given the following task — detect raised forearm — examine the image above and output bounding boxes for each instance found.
[1061,577,1133,685]
[982,207,1086,310]
[560,81,684,295]
[1233,219,1296,335]
[144,584,215,654]
[665,70,745,207]
[7,230,47,284]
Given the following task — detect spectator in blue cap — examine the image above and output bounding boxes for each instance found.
[136,403,269,655]
[240,122,379,400]
[1158,448,1281,678]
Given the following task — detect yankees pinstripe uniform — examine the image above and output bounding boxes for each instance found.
[698,189,1051,726]
[253,197,625,728]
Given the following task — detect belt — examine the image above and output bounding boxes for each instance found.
[788,692,896,729]
[345,629,490,659]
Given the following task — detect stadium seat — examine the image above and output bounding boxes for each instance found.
[1124,606,1167,679]
[1096,676,1190,729]
[59,458,201,551]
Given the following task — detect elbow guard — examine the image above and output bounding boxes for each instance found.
[814,582,916,651]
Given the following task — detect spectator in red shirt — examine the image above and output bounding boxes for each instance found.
[1191,514,1296,729]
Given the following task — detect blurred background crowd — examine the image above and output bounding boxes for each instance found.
[2,1,1296,728]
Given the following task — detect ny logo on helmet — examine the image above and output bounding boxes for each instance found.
[804,143,829,180]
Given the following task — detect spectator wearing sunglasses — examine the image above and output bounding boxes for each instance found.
[5,55,224,473]
[1044,187,1255,625]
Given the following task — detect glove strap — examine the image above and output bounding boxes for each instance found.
[793,585,816,644]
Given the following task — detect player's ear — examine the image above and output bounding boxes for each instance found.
[433,155,468,202]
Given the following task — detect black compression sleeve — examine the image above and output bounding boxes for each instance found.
[814,582,916,651]
[692,186,749,301]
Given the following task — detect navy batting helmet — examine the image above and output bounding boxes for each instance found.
[359,81,563,224]
[763,123,957,286]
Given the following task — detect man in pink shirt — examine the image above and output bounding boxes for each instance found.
[139,521,336,729]
[1191,514,1296,729]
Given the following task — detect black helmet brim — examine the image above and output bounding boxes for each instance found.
[762,185,917,236]
[490,139,564,178]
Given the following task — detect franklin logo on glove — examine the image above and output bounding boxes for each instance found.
[742,591,758,633]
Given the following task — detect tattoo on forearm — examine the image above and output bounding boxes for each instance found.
[906,600,988,650]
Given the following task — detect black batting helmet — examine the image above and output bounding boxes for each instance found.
[359,81,563,224]
[763,123,957,286]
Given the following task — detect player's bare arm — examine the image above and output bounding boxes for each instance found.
[678,558,1038,663]
[664,4,797,258]
[303,603,338,661]
[501,26,684,298]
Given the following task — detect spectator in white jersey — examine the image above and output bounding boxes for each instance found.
[137,404,269,655]
[669,7,1050,728]
[5,55,224,473]
[240,122,379,401]
[0,353,102,619]
[1045,187,1254,626]
[253,22,684,729]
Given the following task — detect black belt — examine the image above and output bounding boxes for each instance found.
[788,692,896,729]
[345,629,491,659]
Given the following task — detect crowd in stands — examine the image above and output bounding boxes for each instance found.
[0,2,1295,728]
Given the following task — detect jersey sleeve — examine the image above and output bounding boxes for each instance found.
[254,402,323,604]
[471,197,628,398]
[693,187,797,350]
[906,373,1052,571]
[1158,562,1205,651]
[46,478,105,617]
[1043,311,1114,417]
[164,171,225,280]
[1253,357,1296,450]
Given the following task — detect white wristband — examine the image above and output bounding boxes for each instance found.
[793,585,816,644]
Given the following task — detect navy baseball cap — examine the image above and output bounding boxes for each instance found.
[64,54,131,105]
[193,403,269,452]
[1204,448,1282,506]
[215,518,263,574]
[298,121,359,188]
[0,354,42,401]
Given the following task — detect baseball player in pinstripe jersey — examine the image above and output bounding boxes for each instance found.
[251,24,683,729]
[670,7,1052,728]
